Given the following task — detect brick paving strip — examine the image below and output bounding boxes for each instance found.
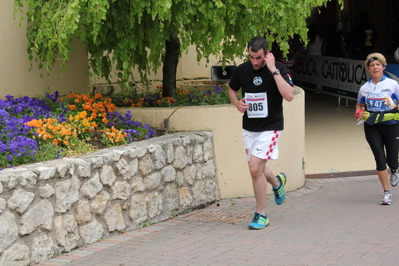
[35,176,377,266]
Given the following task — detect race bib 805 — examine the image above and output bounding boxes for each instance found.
[245,92,268,118]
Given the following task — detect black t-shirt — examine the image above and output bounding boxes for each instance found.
[229,61,293,132]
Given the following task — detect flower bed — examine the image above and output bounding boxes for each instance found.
[0,86,237,169]
[110,85,234,107]
[0,92,156,168]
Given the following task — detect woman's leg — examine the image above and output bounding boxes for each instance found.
[383,124,399,171]
[364,124,388,190]
[377,170,390,191]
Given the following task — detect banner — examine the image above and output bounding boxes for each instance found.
[292,55,399,100]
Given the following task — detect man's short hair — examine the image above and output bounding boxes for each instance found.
[247,36,268,53]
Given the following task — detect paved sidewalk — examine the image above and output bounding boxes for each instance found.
[37,176,399,266]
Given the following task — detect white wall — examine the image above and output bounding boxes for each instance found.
[0,1,89,98]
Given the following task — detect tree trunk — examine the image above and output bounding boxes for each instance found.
[162,33,180,98]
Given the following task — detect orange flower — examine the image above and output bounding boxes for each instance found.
[25,119,42,127]
[69,104,76,110]
[102,118,109,124]
[83,105,93,111]
[79,111,87,119]
[42,133,53,140]
[61,128,71,136]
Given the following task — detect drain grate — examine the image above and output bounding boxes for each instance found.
[183,210,251,224]
[305,169,375,179]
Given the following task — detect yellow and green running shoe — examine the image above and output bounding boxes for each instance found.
[248,212,269,230]
[273,173,287,205]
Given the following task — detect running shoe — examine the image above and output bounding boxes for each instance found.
[273,173,287,205]
[380,191,393,205]
[248,212,269,230]
[390,169,399,187]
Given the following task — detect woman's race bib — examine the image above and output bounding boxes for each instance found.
[245,92,268,118]
[365,93,389,112]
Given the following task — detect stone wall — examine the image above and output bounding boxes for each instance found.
[0,131,219,266]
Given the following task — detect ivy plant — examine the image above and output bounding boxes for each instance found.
[14,0,340,97]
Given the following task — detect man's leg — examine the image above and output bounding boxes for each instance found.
[244,129,284,229]
[247,155,270,229]
[265,165,287,205]
[249,156,286,213]
[264,166,279,188]
[248,155,268,214]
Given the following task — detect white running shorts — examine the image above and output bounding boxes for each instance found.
[242,129,282,161]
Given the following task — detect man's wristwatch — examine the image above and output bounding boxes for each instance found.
[272,69,280,76]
